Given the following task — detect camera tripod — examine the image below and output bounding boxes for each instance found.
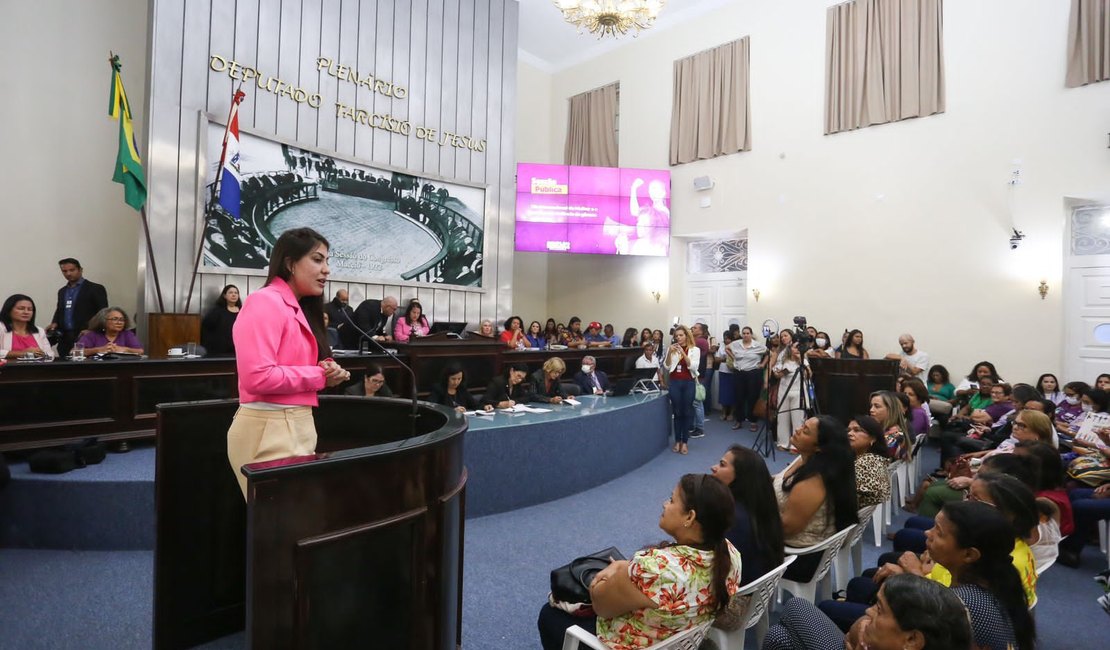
[752,345,817,459]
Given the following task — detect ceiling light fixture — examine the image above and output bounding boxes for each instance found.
[552,0,667,39]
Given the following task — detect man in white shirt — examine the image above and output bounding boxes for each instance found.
[635,341,659,371]
[885,334,928,382]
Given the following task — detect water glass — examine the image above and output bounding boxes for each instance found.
[72,343,85,360]
[185,342,197,357]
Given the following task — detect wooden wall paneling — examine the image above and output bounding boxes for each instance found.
[449,291,467,324]
[351,0,377,162]
[470,0,490,186]
[253,1,281,134]
[422,0,444,178]
[388,0,410,170]
[433,289,451,323]
[333,0,360,157]
[234,0,261,128]
[481,2,505,324]
[437,0,460,182]
[315,0,341,152]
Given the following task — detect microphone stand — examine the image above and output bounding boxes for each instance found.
[340,309,420,430]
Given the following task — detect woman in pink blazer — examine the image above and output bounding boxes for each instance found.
[227,227,350,499]
[393,299,430,342]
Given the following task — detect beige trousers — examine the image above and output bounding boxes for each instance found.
[227,406,317,499]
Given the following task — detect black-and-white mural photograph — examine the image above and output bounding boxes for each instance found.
[200,122,487,288]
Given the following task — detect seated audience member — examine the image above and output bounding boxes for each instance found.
[499,315,526,349]
[902,378,931,436]
[49,257,109,357]
[955,361,1003,403]
[482,362,534,408]
[200,284,241,356]
[1066,388,1110,437]
[767,574,972,650]
[1058,476,1110,568]
[77,307,144,355]
[926,364,956,402]
[530,357,568,404]
[870,390,910,461]
[1096,373,1110,392]
[710,445,786,586]
[837,329,869,359]
[774,416,858,582]
[543,318,559,346]
[349,295,398,346]
[883,334,929,381]
[583,321,612,348]
[848,416,892,508]
[536,474,743,650]
[1036,373,1063,405]
[1012,440,1073,568]
[639,327,653,350]
[820,487,1037,648]
[429,362,488,413]
[975,383,1014,426]
[323,312,340,349]
[525,320,546,349]
[1,294,56,360]
[323,289,353,332]
[603,324,621,347]
[472,318,496,338]
[1054,381,1089,433]
[393,299,430,342]
[635,341,659,370]
[344,363,393,397]
[804,331,834,360]
[620,327,638,348]
[574,355,610,395]
[560,317,587,349]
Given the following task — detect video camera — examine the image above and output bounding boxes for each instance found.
[792,316,812,350]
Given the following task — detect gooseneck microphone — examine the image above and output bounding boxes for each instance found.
[340,309,420,428]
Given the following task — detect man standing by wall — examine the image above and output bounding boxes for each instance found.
[885,334,928,382]
[47,258,108,357]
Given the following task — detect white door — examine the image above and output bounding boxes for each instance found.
[1064,206,1110,381]
[685,278,746,338]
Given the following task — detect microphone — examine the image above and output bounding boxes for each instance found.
[340,309,420,428]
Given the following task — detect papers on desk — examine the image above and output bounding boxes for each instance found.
[499,404,552,414]
[562,398,581,406]
[465,410,495,417]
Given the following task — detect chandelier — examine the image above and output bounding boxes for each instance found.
[552,1,667,39]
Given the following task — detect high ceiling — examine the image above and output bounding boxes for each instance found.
[517,0,736,73]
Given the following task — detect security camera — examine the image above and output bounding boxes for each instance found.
[1009,228,1025,250]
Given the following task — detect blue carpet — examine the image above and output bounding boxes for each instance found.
[0,418,1107,648]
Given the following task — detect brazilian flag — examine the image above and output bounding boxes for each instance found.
[108,55,147,211]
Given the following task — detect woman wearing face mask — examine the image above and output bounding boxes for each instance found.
[728,326,767,432]
[1035,373,1063,405]
[1053,381,1089,433]
[226,228,350,499]
[804,331,834,360]
[1065,388,1110,437]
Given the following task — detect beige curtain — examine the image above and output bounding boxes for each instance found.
[564,83,619,166]
[669,37,751,166]
[1066,0,1110,87]
[825,0,945,135]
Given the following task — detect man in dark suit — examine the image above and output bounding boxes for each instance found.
[324,289,354,335]
[573,355,611,396]
[48,258,109,357]
[342,295,398,349]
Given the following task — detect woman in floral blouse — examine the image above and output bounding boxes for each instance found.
[848,415,892,508]
[537,474,744,650]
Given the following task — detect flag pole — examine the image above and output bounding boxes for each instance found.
[109,52,165,314]
[183,83,244,314]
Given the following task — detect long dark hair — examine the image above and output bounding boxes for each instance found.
[852,415,889,458]
[724,446,785,568]
[216,284,242,309]
[403,300,429,327]
[941,501,1036,650]
[1034,373,1059,396]
[973,473,1038,540]
[966,360,1001,383]
[265,227,331,360]
[881,574,973,649]
[621,327,638,347]
[784,415,859,531]
[844,329,866,355]
[927,364,950,384]
[1013,440,1064,491]
[678,473,735,614]
[0,294,39,334]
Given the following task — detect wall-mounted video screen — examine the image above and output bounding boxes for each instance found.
[515,163,671,256]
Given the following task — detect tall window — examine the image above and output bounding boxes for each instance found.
[824,0,945,135]
[564,82,619,167]
[669,37,751,165]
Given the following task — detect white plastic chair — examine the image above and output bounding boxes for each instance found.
[562,621,710,650]
[884,462,904,526]
[707,556,797,650]
[1099,519,1110,570]
[908,433,928,489]
[777,526,855,604]
[834,505,879,590]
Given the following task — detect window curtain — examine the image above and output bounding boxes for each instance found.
[564,83,619,167]
[669,37,751,166]
[1066,0,1110,87]
[824,0,945,135]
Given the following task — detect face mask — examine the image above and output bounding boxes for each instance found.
[1082,403,1093,413]
[815,338,827,347]
[1065,396,1079,406]
[581,365,593,374]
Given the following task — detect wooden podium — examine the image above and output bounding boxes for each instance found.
[809,358,899,425]
[154,396,467,649]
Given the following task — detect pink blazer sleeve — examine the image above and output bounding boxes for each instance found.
[394,318,412,342]
[234,290,326,397]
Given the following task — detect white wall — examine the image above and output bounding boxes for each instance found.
[538,0,1110,382]
[0,0,148,323]
[512,60,553,323]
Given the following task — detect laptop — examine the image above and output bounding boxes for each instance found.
[609,377,639,397]
[429,321,467,335]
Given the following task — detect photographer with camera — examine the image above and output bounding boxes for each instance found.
[773,319,813,452]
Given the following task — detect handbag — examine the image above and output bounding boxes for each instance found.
[550,546,626,604]
[695,382,706,402]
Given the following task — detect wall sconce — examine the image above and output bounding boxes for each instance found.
[651,291,661,303]
[1038,280,1048,300]
[752,288,761,302]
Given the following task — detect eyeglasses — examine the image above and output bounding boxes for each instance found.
[1011,421,1028,430]
[105,317,125,322]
